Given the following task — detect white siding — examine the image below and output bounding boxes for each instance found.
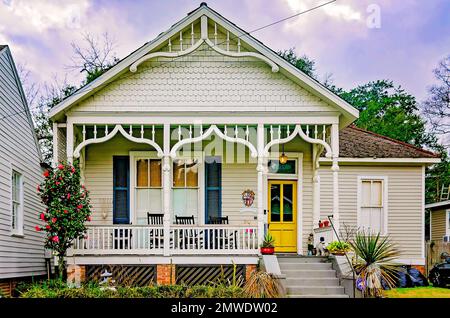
[0,47,46,279]
[71,45,334,114]
[319,165,424,260]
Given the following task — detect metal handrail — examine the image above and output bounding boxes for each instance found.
[327,215,358,298]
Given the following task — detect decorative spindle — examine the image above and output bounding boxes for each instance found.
[94,125,97,139]
[152,125,155,141]
[322,125,326,141]
[168,38,172,52]
[287,125,290,136]
[278,125,281,139]
[270,125,274,141]
[129,125,133,136]
[306,125,309,136]
[180,31,183,51]
[105,125,108,135]
[178,126,182,141]
[238,38,241,53]
[235,125,238,138]
[140,125,144,138]
[226,31,230,51]
[214,23,217,45]
[189,125,192,138]
[314,125,318,139]
[191,23,194,46]
[200,124,203,135]
[224,125,228,136]
[245,125,249,141]
[82,125,86,141]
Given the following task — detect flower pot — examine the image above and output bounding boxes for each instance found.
[331,251,346,256]
[261,247,275,255]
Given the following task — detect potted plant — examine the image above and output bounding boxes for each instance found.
[326,241,351,256]
[260,233,275,255]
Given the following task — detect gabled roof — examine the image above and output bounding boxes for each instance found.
[338,125,439,158]
[49,3,359,126]
[0,45,43,162]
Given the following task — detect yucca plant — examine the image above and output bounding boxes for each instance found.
[350,230,399,297]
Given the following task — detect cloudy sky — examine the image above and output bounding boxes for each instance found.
[1,0,449,102]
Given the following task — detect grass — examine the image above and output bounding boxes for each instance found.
[384,286,450,298]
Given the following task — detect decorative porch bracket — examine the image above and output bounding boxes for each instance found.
[169,124,258,158]
[263,124,332,158]
[73,124,164,158]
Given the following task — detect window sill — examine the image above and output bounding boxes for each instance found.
[10,232,25,238]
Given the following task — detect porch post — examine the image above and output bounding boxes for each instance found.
[163,123,171,256]
[52,122,59,167]
[331,123,340,233]
[66,120,74,164]
[312,144,321,229]
[257,123,265,246]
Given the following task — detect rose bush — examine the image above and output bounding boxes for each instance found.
[36,161,92,278]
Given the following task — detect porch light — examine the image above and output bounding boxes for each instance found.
[279,143,288,165]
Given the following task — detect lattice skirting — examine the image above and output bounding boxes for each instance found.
[86,265,156,286]
[175,265,245,286]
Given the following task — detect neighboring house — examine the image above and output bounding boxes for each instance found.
[48,4,439,285]
[0,45,47,296]
[426,200,450,242]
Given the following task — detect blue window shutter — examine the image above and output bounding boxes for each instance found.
[205,157,222,223]
[113,156,130,224]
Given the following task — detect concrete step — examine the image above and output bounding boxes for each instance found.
[279,262,332,270]
[286,286,345,295]
[277,256,329,264]
[282,269,337,278]
[288,294,349,298]
[285,277,340,287]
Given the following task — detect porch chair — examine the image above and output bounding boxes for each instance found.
[208,216,237,250]
[147,213,164,249]
[175,215,203,249]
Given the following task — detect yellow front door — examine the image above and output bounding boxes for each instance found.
[268,180,297,252]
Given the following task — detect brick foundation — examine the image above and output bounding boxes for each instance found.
[156,264,175,285]
[245,264,257,281]
[67,265,86,287]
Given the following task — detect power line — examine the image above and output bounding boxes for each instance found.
[1,0,337,122]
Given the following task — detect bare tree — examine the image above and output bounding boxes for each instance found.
[17,63,39,108]
[68,32,119,84]
[422,55,450,147]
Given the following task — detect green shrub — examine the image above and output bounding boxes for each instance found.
[327,241,351,254]
[18,280,244,298]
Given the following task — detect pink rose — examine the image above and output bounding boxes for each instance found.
[46,225,51,230]
[52,236,59,243]
[58,164,64,170]
[67,193,71,199]
[51,217,57,223]
[77,204,83,209]
[64,210,68,214]
[39,213,46,221]
[43,170,50,177]
[35,226,41,231]
[86,216,92,222]
[56,181,60,186]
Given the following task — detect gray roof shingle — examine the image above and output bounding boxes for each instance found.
[336,125,438,158]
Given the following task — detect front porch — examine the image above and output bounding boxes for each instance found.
[55,118,341,258]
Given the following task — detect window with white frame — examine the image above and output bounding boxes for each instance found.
[172,159,199,218]
[358,177,387,234]
[135,158,162,224]
[11,170,24,235]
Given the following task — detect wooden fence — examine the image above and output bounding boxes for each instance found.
[425,241,450,276]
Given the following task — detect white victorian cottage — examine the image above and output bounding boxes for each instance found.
[49,4,438,284]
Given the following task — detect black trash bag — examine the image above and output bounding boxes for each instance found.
[407,267,429,287]
[396,266,412,288]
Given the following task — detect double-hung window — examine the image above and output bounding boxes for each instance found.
[358,177,387,235]
[172,159,199,218]
[135,157,162,224]
[11,169,24,236]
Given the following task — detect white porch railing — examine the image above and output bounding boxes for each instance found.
[71,225,258,256]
